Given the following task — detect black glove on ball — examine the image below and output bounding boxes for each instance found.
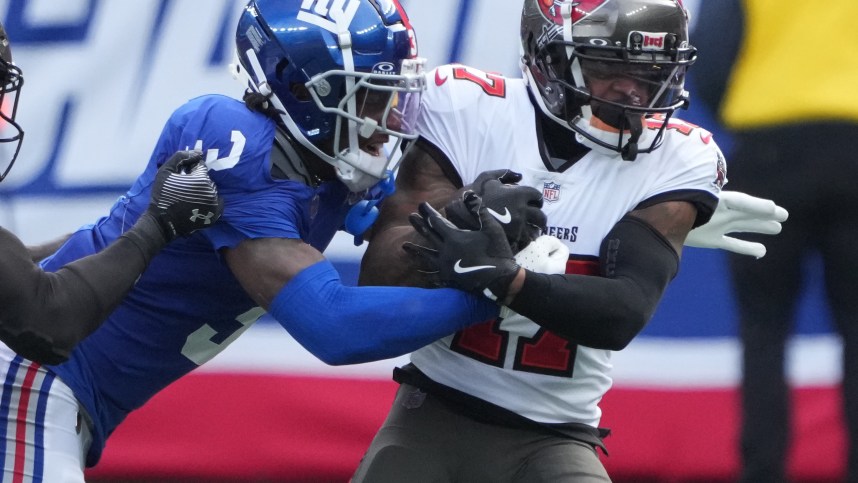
[404,192,520,302]
[148,150,224,240]
[444,169,546,253]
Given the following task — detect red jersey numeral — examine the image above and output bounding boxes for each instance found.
[448,257,598,378]
[450,318,509,368]
[451,66,507,98]
[647,114,713,141]
[514,328,577,377]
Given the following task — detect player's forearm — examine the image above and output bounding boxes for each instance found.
[0,213,167,364]
[359,225,436,287]
[508,216,679,351]
[509,272,655,350]
[271,259,500,365]
[59,212,167,320]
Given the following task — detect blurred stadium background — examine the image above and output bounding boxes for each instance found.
[0,0,844,481]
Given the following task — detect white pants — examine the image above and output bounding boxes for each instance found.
[0,344,90,483]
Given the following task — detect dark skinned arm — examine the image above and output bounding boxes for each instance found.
[359,142,460,288]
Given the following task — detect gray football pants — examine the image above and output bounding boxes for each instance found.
[352,384,611,483]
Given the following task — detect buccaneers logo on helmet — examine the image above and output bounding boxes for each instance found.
[536,0,609,26]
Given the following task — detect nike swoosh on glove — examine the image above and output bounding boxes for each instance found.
[444,169,547,253]
[404,191,520,303]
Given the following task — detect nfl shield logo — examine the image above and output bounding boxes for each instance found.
[543,181,561,203]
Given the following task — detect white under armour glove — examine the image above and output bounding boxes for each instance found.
[684,191,789,259]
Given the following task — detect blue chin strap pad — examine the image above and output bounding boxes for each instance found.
[345,171,396,246]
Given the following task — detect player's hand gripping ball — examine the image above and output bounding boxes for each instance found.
[444,169,547,253]
[405,191,521,303]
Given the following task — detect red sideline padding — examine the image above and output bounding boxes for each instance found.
[86,374,846,482]
[599,385,846,482]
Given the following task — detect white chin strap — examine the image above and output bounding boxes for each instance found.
[334,150,386,192]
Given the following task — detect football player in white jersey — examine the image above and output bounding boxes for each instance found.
[353,0,786,481]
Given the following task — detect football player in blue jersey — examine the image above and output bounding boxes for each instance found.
[0,22,223,368]
[0,1,533,479]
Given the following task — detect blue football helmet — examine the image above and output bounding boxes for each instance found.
[520,0,697,160]
[0,22,24,183]
[234,0,425,192]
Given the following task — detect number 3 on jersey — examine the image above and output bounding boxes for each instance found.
[194,130,247,171]
[181,307,265,366]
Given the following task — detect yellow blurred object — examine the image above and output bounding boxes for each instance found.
[720,0,858,127]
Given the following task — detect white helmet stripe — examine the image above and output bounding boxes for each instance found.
[561,2,574,58]
[561,3,591,120]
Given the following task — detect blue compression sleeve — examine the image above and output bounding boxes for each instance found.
[270,259,500,365]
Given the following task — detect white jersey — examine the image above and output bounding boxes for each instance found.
[409,64,724,427]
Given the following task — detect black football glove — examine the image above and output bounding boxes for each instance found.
[148,150,224,240]
[404,192,520,302]
[444,169,546,253]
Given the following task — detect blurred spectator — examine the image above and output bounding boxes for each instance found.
[694,1,858,481]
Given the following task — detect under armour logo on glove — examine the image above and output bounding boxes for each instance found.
[189,209,217,225]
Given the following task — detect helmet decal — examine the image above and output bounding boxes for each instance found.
[372,62,397,75]
[298,0,361,32]
[628,31,672,52]
[537,0,609,26]
[373,0,397,16]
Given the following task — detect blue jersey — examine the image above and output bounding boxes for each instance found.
[40,95,352,466]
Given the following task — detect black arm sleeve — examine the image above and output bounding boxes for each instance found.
[507,216,679,351]
[0,213,167,364]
